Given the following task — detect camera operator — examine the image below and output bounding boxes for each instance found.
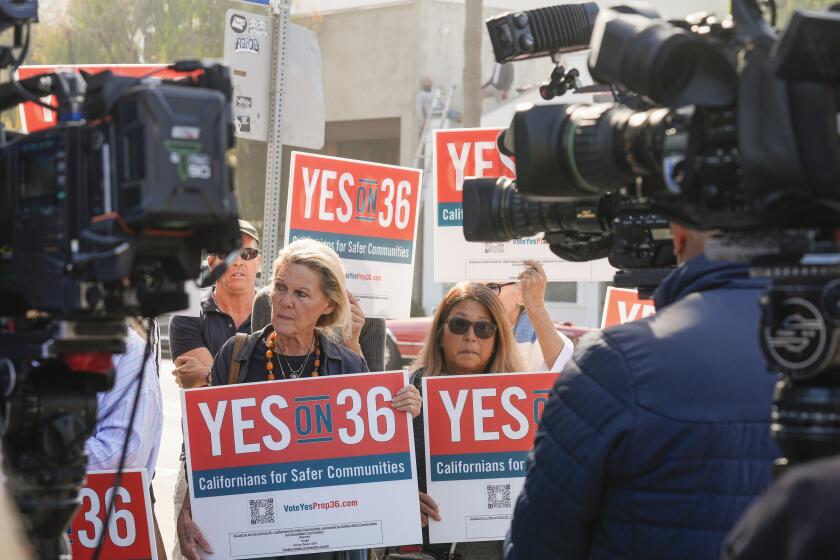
[504,224,780,560]
[486,260,574,372]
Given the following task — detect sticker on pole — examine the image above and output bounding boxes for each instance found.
[284,152,422,319]
[225,9,272,141]
[422,372,556,543]
[182,371,423,558]
[68,469,157,560]
[433,128,615,282]
[600,286,656,329]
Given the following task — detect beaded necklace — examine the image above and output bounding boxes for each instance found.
[265,331,321,380]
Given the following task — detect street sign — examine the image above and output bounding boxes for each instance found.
[225,9,272,141]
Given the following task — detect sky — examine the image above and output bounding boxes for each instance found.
[291,0,730,17]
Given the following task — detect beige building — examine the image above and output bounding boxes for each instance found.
[246,0,729,323]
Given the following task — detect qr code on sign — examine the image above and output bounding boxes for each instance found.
[486,483,512,510]
[249,498,274,525]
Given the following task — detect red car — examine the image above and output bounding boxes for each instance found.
[384,317,594,370]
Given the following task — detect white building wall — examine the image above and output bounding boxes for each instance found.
[293,0,730,323]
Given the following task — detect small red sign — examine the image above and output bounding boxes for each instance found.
[69,469,157,560]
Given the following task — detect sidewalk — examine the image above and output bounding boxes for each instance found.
[156,358,182,555]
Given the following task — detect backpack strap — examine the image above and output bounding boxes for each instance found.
[227,333,249,385]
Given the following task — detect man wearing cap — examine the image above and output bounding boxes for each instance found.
[168,219,261,560]
[169,219,261,389]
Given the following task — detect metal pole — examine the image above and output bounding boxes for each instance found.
[261,0,292,283]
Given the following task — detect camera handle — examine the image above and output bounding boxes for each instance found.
[539,54,582,101]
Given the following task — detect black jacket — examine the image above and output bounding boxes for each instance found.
[505,255,780,560]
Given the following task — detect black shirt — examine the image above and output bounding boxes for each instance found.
[210,334,318,385]
[169,287,252,360]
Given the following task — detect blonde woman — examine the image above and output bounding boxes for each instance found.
[177,239,420,560]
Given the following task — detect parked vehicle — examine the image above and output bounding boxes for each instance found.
[384,317,595,370]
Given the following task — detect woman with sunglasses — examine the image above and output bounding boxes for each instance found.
[486,260,574,373]
[396,282,524,560]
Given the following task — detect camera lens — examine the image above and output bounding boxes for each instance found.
[462,176,604,242]
[509,103,673,199]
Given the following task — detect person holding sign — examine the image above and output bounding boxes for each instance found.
[485,261,574,373]
[393,282,524,560]
[177,238,421,560]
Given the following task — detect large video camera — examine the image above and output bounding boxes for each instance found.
[466,2,680,292]
[0,0,241,555]
[471,0,840,469]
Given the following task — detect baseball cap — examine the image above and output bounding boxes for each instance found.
[239,219,260,245]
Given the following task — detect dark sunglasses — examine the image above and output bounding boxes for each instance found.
[485,281,517,295]
[446,317,498,339]
[212,247,261,261]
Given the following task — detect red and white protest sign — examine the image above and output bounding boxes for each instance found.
[600,286,656,329]
[182,371,422,558]
[422,372,556,543]
[433,128,614,282]
[68,469,157,560]
[17,65,192,132]
[284,152,422,318]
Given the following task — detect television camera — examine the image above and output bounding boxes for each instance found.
[0,0,242,556]
[471,0,840,469]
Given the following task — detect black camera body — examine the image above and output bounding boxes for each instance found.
[463,176,674,295]
[0,2,243,554]
[476,0,840,469]
[1,71,241,320]
[493,3,840,233]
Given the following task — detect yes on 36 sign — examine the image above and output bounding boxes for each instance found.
[68,469,157,560]
[285,152,422,318]
[182,371,422,558]
[600,286,656,329]
[422,372,556,543]
[433,128,615,282]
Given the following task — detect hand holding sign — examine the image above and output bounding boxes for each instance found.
[518,260,548,312]
[419,492,442,528]
[391,384,422,418]
[176,495,213,560]
[346,292,365,355]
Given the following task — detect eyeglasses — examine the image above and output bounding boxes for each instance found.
[485,281,517,295]
[445,317,498,339]
[212,247,261,261]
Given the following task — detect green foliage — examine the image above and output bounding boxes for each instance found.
[28,0,264,65]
